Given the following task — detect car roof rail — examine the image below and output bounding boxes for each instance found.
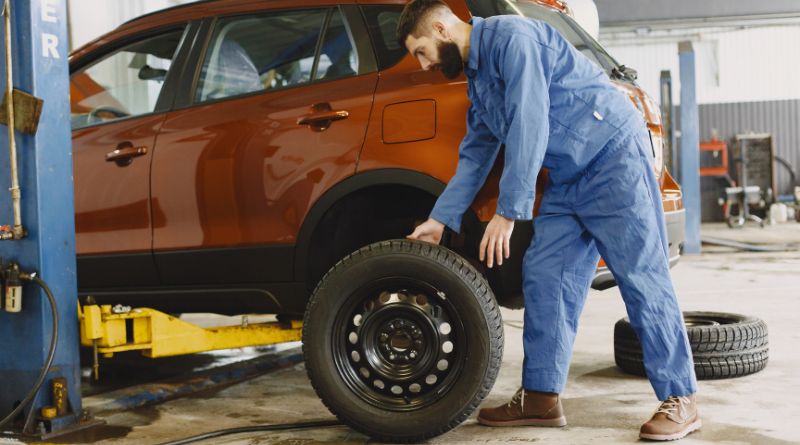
[121,0,218,27]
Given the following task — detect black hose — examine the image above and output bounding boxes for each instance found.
[0,274,59,432]
[774,155,798,193]
[155,419,342,445]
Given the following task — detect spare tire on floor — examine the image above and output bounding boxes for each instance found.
[614,311,768,380]
[303,240,503,442]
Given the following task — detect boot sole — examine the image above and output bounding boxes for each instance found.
[639,418,702,441]
[477,416,567,428]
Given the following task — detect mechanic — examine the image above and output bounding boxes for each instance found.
[399,0,700,441]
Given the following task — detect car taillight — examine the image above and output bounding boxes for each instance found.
[648,130,664,179]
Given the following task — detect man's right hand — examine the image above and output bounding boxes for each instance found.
[407,218,445,244]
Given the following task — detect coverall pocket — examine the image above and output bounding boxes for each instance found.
[594,149,650,213]
[549,119,587,148]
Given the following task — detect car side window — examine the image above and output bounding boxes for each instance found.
[314,8,359,81]
[195,9,329,103]
[70,29,185,130]
[361,5,407,71]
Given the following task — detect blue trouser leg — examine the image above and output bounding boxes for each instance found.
[521,128,697,400]
[577,130,697,400]
[521,183,600,393]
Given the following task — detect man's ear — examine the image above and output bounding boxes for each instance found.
[431,21,450,40]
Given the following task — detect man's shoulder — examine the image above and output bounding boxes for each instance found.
[482,15,553,48]
[483,15,541,34]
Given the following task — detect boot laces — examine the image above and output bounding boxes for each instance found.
[509,387,525,412]
[656,396,690,416]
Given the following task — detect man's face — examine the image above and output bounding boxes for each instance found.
[405,33,464,80]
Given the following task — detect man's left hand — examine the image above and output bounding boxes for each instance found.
[479,214,515,268]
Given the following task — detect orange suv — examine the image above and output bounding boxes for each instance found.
[70,0,685,440]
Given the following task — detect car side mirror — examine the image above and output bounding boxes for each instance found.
[622,65,638,81]
[138,65,167,82]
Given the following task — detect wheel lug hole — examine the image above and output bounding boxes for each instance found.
[379,333,388,342]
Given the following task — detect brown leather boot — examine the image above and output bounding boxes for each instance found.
[477,388,567,427]
[640,394,702,441]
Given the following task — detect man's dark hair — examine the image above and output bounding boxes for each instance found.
[396,0,451,48]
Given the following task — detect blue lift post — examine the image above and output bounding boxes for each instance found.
[678,41,701,254]
[659,70,677,182]
[0,0,83,437]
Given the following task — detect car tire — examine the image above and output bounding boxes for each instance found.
[614,311,768,380]
[303,240,503,442]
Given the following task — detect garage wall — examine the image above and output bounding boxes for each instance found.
[599,20,800,204]
[595,0,800,26]
[68,0,194,51]
[698,100,800,198]
[672,99,800,221]
[599,24,800,106]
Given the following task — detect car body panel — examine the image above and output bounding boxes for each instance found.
[73,114,163,255]
[152,73,378,251]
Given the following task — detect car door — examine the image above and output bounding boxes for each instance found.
[151,4,378,285]
[70,26,191,288]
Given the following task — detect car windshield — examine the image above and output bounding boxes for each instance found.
[465,0,623,78]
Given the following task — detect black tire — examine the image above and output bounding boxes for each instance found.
[615,311,768,380]
[303,240,503,442]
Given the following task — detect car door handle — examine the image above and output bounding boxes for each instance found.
[106,143,148,166]
[297,103,349,131]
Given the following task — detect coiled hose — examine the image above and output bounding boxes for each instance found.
[0,274,59,432]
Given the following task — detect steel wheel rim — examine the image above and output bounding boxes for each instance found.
[332,276,467,411]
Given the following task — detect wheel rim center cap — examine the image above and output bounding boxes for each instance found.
[390,332,412,352]
[379,318,424,363]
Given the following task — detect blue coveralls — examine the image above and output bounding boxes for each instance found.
[429,16,697,400]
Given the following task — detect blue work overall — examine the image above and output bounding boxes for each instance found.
[429,16,697,400]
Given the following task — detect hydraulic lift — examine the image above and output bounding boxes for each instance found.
[79,304,302,378]
[0,0,88,438]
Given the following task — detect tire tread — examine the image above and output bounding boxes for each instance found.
[614,312,768,380]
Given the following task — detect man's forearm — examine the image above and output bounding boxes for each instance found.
[430,145,501,233]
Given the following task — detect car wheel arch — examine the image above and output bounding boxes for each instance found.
[293,168,484,287]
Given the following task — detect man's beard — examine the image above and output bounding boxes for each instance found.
[437,41,464,80]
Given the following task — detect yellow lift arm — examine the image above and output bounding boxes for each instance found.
[78,304,302,378]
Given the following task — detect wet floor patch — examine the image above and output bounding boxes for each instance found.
[38,424,133,444]
[35,406,160,444]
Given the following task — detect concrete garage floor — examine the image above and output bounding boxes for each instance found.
[18,226,800,445]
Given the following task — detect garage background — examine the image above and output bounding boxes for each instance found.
[596,0,800,217]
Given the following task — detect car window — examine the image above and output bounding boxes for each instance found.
[464,0,617,74]
[314,9,360,81]
[70,29,185,130]
[195,9,328,102]
[361,5,406,71]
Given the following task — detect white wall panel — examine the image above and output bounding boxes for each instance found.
[600,24,800,105]
[69,0,193,51]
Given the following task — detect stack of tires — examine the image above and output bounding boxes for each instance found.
[614,312,769,379]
